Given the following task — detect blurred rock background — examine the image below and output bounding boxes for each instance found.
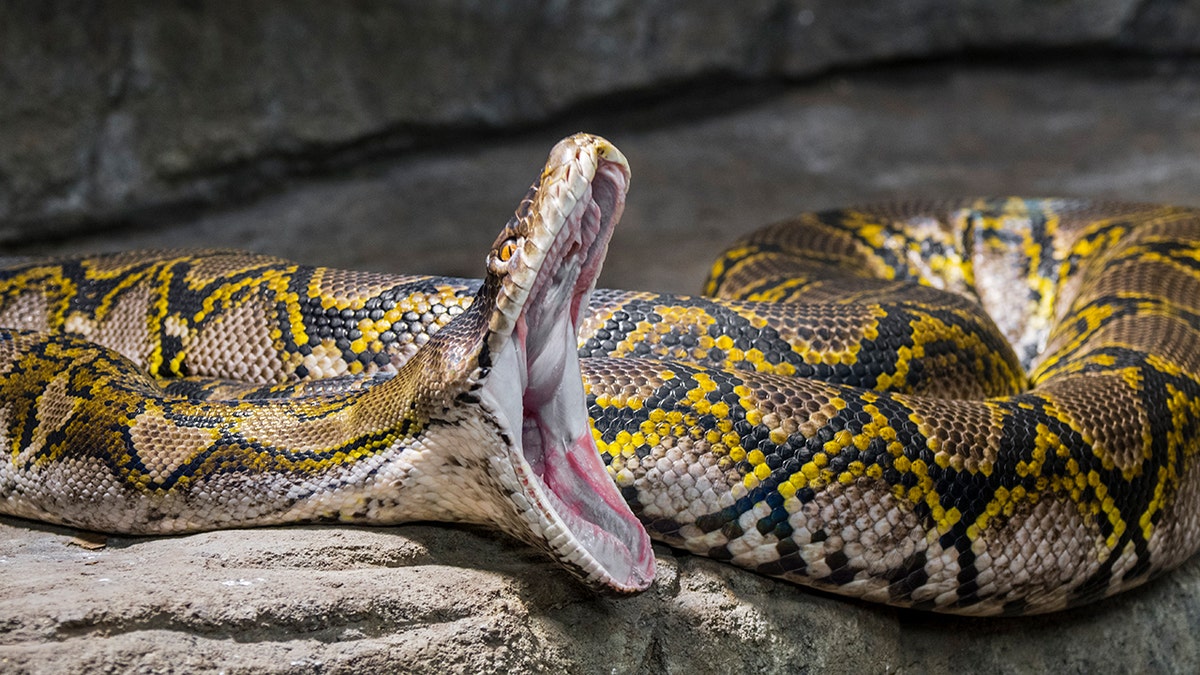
[6,1,1200,289]
[3,2,1200,672]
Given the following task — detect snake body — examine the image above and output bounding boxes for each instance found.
[2,135,1199,615]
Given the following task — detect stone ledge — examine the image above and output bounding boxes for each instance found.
[1,518,1196,673]
[3,0,1200,240]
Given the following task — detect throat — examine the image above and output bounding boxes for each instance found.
[523,312,587,432]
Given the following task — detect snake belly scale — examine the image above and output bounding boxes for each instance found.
[2,134,1199,615]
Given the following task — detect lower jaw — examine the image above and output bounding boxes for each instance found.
[479,327,653,591]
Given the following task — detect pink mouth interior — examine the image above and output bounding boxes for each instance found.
[512,160,655,591]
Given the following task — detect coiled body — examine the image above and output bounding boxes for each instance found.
[1,169,1197,612]
[585,198,1200,614]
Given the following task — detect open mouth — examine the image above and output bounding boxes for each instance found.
[478,137,654,592]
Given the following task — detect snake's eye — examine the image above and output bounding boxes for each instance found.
[498,240,518,263]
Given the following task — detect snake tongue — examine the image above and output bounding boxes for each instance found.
[478,135,654,592]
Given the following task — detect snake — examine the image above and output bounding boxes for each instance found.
[2,134,1199,616]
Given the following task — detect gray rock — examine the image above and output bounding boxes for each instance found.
[3,1,1200,241]
[1123,0,1200,51]
[2,520,1197,673]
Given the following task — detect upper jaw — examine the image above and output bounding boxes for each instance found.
[475,134,654,592]
[486,135,630,354]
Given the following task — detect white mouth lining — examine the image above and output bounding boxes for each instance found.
[476,158,652,591]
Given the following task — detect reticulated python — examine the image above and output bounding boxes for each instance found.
[2,134,1198,615]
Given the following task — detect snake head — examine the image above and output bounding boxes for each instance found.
[457,134,654,592]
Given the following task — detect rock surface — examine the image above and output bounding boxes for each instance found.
[3,62,1200,672]
[3,520,1199,674]
[4,1,1200,240]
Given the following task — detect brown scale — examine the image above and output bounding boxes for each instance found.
[176,251,293,285]
[1039,375,1151,475]
[308,267,421,300]
[900,396,1008,475]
